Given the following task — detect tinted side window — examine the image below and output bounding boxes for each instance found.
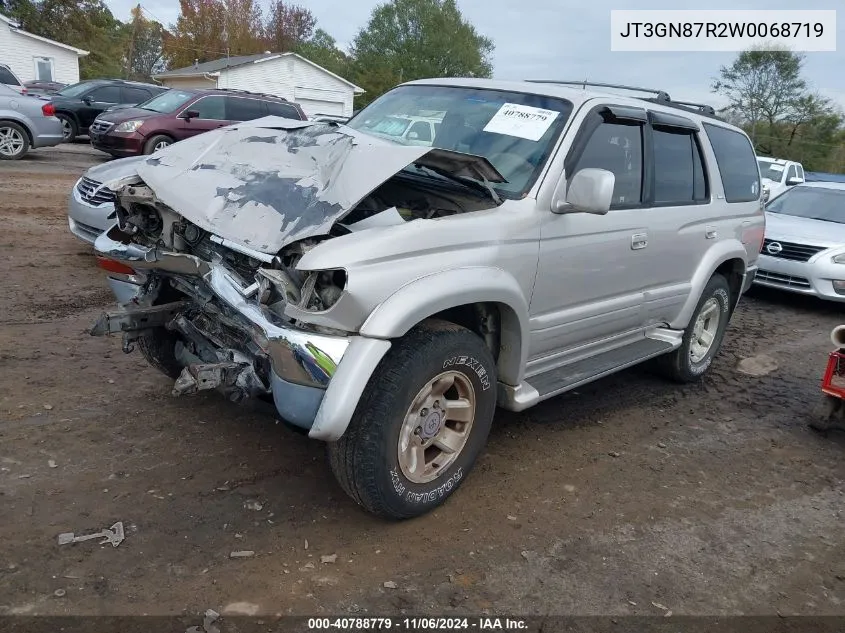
[0,66,20,85]
[192,96,227,120]
[573,121,643,206]
[89,86,122,103]
[702,123,759,203]
[797,165,805,179]
[123,87,151,103]
[227,97,265,121]
[653,128,708,204]
[408,121,432,142]
[265,101,302,120]
[786,165,797,181]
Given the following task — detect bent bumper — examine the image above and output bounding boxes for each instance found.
[93,227,390,440]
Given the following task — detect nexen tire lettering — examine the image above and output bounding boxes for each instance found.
[443,356,491,390]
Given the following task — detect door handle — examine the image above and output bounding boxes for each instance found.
[705,225,718,239]
[631,233,648,250]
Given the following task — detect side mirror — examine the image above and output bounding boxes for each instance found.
[552,168,615,215]
[180,110,200,120]
[786,177,803,186]
[82,95,93,105]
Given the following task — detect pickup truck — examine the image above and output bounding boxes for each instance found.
[757,156,805,201]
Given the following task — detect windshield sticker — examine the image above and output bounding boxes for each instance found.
[482,103,560,141]
[768,164,785,172]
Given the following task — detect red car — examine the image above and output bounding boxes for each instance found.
[89,88,307,157]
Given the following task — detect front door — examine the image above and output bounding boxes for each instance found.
[175,95,231,139]
[79,85,122,129]
[530,106,650,361]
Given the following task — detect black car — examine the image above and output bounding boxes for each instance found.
[50,79,168,142]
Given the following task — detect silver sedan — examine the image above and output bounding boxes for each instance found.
[67,155,145,243]
[755,182,845,302]
[0,83,63,159]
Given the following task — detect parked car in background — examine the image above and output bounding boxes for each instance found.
[356,113,442,146]
[0,83,63,159]
[755,182,845,302]
[0,63,26,95]
[67,155,143,243]
[757,155,805,202]
[88,88,307,157]
[50,79,169,142]
[24,80,66,96]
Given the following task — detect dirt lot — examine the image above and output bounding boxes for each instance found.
[1,144,845,620]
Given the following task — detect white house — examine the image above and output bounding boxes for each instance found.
[0,13,88,84]
[153,52,364,118]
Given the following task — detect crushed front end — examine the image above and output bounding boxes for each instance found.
[89,181,352,431]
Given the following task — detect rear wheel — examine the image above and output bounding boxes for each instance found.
[657,274,732,383]
[57,114,77,142]
[327,320,497,520]
[143,134,174,155]
[0,121,29,160]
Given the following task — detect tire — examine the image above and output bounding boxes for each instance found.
[657,273,732,383]
[137,328,183,379]
[56,114,77,143]
[327,319,497,520]
[144,134,174,155]
[0,121,30,160]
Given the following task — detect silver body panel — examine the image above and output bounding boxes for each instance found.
[90,78,764,440]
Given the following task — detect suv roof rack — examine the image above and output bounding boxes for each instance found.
[213,87,289,101]
[525,79,719,119]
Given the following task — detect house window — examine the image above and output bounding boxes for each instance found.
[34,57,54,82]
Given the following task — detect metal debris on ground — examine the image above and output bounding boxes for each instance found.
[48,460,57,468]
[244,500,263,511]
[53,589,66,598]
[321,554,338,564]
[185,608,221,633]
[383,581,398,589]
[57,522,124,548]
[229,550,255,558]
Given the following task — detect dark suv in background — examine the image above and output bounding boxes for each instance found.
[50,79,168,142]
[88,88,308,156]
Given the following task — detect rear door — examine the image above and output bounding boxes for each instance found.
[122,86,152,106]
[637,110,713,326]
[226,96,266,123]
[174,95,231,139]
[79,85,122,129]
[265,100,305,120]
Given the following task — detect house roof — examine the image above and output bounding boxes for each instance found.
[153,52,363,93]
[0,13,89,56]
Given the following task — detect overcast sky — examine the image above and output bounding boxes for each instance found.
[104,0,845,110]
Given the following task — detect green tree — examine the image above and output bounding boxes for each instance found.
[223,0,264,56]
[124,4,166,81]
[350,0,493,106]
[295,28,350,78]
[264,0,315,53]
[712,46,808,144]
[165,0,227,68]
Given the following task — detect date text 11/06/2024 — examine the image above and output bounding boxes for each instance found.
[308,617,528,630]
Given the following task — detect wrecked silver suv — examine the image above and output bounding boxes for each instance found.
[90,79,764,519]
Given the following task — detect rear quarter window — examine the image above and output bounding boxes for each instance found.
[702,123,760,203]
[0,66,20,85]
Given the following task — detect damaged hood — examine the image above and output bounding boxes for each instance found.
[133,116,505,254]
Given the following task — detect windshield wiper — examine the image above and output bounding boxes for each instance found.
[409,163,502,205]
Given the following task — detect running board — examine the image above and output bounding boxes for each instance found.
[528,337,676,400]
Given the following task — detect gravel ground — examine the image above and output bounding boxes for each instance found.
[1,145,844,620]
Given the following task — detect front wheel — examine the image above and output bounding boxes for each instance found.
[143,134,173,155]
[137,327,183,379]
[657,273,732,383]
[327,320,497,519]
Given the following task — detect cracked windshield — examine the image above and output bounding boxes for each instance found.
[346,84,573,196]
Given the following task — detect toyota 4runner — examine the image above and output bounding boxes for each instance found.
[88,78,765,519]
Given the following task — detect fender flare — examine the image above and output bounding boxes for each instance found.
[671,240,748,329]
[359,266,531,386]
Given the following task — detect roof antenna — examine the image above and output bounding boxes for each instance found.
[582,78,587,90]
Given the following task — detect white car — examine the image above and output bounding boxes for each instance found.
[757,156,805,201]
